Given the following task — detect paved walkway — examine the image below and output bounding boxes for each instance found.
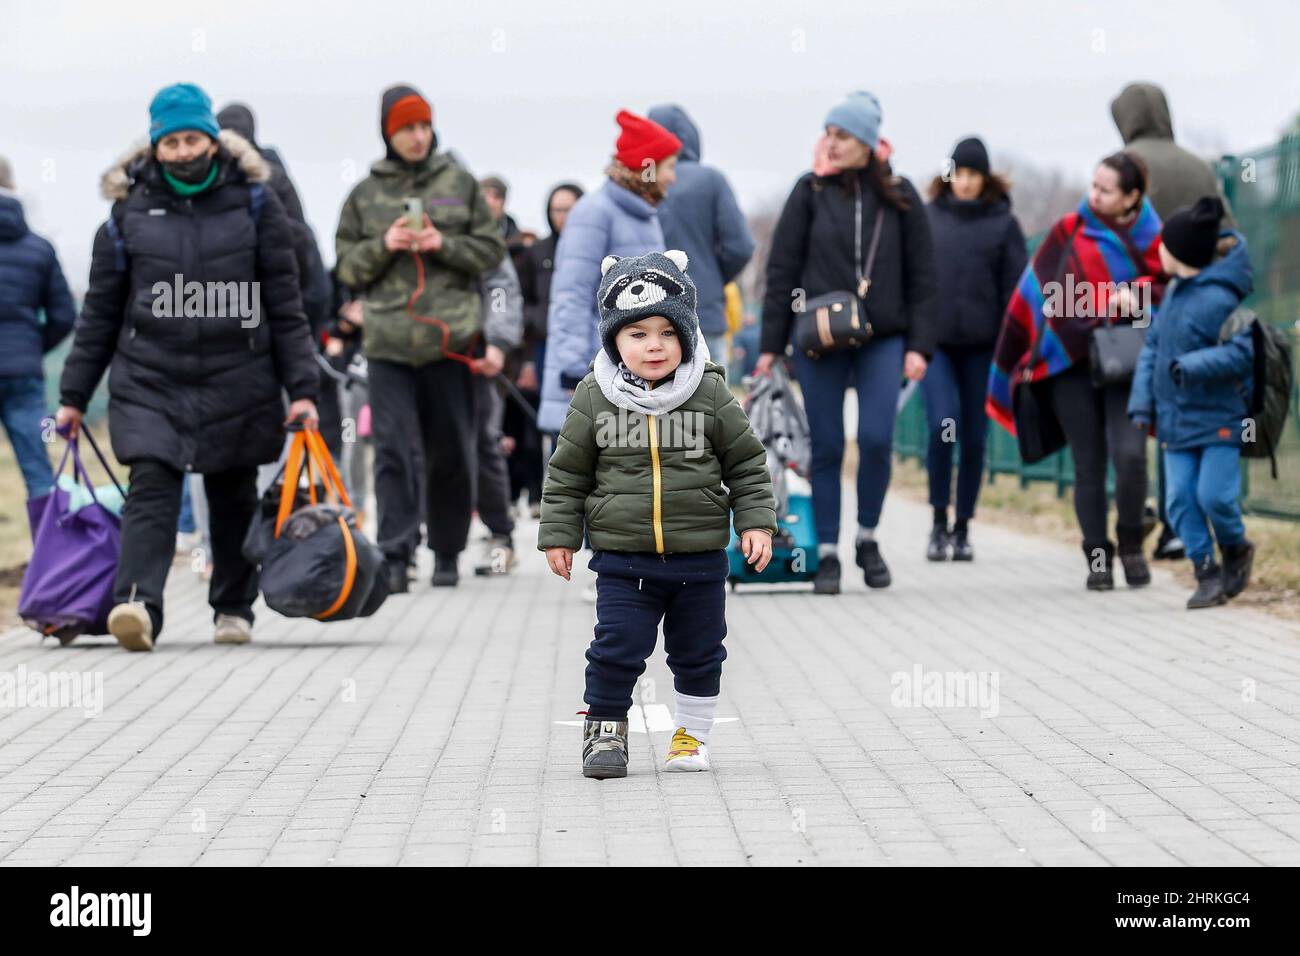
[2,491,1299,866]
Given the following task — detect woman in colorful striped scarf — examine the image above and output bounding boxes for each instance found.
[986,151,1164,591]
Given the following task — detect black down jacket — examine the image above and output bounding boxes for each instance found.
[60,129,319,473]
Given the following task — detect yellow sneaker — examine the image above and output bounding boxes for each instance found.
[663,727,710,772]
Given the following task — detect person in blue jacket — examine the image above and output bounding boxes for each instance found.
[647,104,755,365]
[0,160,76,501]
[1128,197,1255,609]
[538,110,681,435]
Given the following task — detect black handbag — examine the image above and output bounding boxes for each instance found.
[1088,238,1152,387]
[1012,220,1080,463]
[1089,317,1147,387]
[793,186,884,358]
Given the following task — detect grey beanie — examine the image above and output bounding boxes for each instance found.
[824,90,883,149]
[597,250,699,365]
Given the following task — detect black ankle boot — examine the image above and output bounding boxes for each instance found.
[386,559,409,594]
[855,540,891,588]
[813,554,841,594]
[432,551,459,587]
[1116,524,1151,588]
[1187,554,1227,609]
[951,520,973,562]
[926,524,950,562]
[1084,541,1115,590]
[1220,540,1255,599]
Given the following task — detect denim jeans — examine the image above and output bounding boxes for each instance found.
[920,345,994,521]
[791,334,906,545]
[0,375,55,499]
[1164,445,1246,564]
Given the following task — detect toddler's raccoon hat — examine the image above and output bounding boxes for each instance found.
[597,250,699,366]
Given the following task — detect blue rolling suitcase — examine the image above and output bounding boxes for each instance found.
[727,485,819,589]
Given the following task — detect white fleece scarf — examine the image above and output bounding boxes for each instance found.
[593,331,712,416]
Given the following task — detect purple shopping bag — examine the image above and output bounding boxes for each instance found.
[17,426,125,643]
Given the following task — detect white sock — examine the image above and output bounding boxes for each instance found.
[817,543,838,559]
[856,526,875,544]
[673,691,718,744]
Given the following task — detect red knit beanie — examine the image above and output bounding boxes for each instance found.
[385,93,433,139]
[613,110,681,169]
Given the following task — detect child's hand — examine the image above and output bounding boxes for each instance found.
[545,547,574,581]
[741,529,773,572]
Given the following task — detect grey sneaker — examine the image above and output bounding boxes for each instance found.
[214,614,252,644]
[582,717,629,779]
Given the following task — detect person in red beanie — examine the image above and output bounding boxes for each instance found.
[538,110,681,442]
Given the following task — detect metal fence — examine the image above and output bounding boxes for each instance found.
[896,134,1300,520]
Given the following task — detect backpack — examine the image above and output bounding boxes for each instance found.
[103,181,266,271]
[1219,306,1295,478]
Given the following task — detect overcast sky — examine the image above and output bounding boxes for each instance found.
[4,0,1298,288]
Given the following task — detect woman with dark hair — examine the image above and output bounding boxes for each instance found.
[922,137,1027,561]
[987,151,1164,590]
[758,91,938,595]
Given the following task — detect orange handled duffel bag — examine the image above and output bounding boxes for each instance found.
[242,425,388,621]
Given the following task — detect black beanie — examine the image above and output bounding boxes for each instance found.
[951,136,990,176]
[380,84,437,162]
[1162,196,1224,268]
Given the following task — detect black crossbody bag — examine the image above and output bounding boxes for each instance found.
[793,182,884,358]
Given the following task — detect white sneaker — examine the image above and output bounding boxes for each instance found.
[107,602,154,652]
[214,614,252,645]
[663,728,711,772]
[473,534,515,576]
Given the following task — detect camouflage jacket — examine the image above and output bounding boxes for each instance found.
[335,151,505,365]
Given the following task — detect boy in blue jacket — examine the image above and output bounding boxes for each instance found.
[1129,197,1254,609]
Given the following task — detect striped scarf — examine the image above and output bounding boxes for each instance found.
[986,196,1163,435]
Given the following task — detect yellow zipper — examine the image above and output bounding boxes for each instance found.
[646,380,664,554]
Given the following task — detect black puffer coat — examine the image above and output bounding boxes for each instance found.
[59,130,318,473]
[762,167,939,357]
[925,191,1027,349]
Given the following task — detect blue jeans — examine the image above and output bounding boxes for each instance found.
[920,345,993,521]
[1164,445,1246,564]
[792,334,906,545]
[0,375,55,499]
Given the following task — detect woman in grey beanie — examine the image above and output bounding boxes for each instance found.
[758,90,939,595]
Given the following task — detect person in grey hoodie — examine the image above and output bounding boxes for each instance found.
[1110,83,1235,224]
[1110,81,1235,562]
[646,105,755,364]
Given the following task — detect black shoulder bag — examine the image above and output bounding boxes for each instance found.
[793,180,884,358]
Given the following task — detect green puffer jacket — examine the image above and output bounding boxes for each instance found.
[538,364,777,554]
[334,151,505,365]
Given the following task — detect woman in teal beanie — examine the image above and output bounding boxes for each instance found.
[56,82,320,651]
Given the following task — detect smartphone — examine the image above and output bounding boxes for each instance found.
[404,197,423,231]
